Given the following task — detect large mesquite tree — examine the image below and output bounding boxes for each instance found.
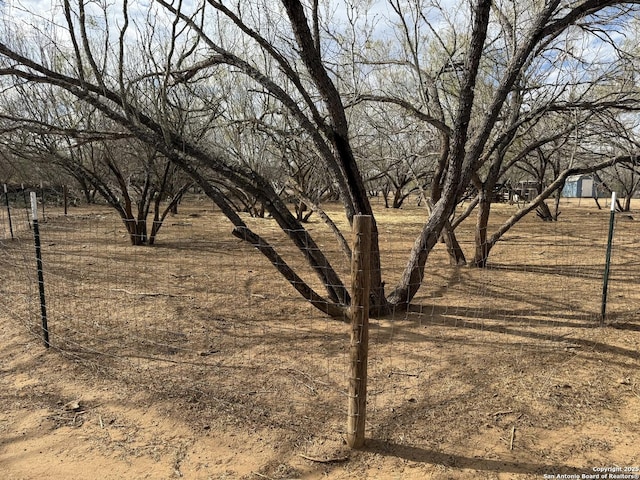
[1,0,639,317]
[357,0,640,268]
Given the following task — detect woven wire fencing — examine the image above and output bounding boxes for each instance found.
[1,194,639,453]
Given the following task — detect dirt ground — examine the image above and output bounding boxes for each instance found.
[1,196,639,479]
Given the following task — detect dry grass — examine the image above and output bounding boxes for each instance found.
[1,196,639,479]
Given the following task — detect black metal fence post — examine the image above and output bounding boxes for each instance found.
[22,183,31,229]
[4,183,14,240]
[600,192,616,325]
[40,182,46,222]
[30,192,49,348]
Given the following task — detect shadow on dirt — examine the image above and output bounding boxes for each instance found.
[364,439,587,476]
[375,306,640,365]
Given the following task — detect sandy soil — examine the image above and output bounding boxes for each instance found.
[1,197,639,479]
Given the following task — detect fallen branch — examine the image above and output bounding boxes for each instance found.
[110,288,190,298]
[389,371,420,378]
[490,410,514,417]
[298,454,349,463]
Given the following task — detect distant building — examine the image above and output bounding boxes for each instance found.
[513,180,540,202]
[562,174,604,198]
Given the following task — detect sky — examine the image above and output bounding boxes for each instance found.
[3,0,461,36]
[1,0,634,90]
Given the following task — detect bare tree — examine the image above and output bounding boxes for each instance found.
[359,0,640,268]
[0,85,193,245]
[1,0,640,316]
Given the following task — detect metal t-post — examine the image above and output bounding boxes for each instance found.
[31,192,50,348]
[600,192,616,325]
[4,183,14,240]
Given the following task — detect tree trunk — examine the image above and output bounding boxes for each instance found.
[536,201,554,221]
[125,217,147,245]
[295,200,311,221]
[382,184,390,208]
[392,185,404,209]
[149,205,162,246]
[472,189,491,267]
[386,183,459,308]
[137,220,148,245]
[553,188,562,220]
[441,221,466,266]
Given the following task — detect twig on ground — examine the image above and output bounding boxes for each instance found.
[298,453,349,463]
[389,371,420,378]
[490,410,513,417]
[110,288,189,298]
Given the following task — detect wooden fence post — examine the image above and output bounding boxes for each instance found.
[347,215,371,449]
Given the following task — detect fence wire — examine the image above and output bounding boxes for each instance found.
[1,195,639,459]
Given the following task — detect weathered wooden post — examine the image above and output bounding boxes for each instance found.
[347,215,371,449]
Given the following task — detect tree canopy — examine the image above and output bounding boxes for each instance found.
[1,0,640,317]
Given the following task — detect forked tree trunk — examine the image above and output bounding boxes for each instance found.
[392,185,411,209]
[295,200,313,222]
[386,178,461,308]
[536,201,554,221]
[149,182,192,245]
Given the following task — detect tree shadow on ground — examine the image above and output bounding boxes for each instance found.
[407,303,599,329]
[363,439,586,476]
[488,262,604,280]
[383,308,640,364]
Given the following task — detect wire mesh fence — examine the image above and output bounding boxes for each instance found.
[1,193,639,461]
[1,195,354,447]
